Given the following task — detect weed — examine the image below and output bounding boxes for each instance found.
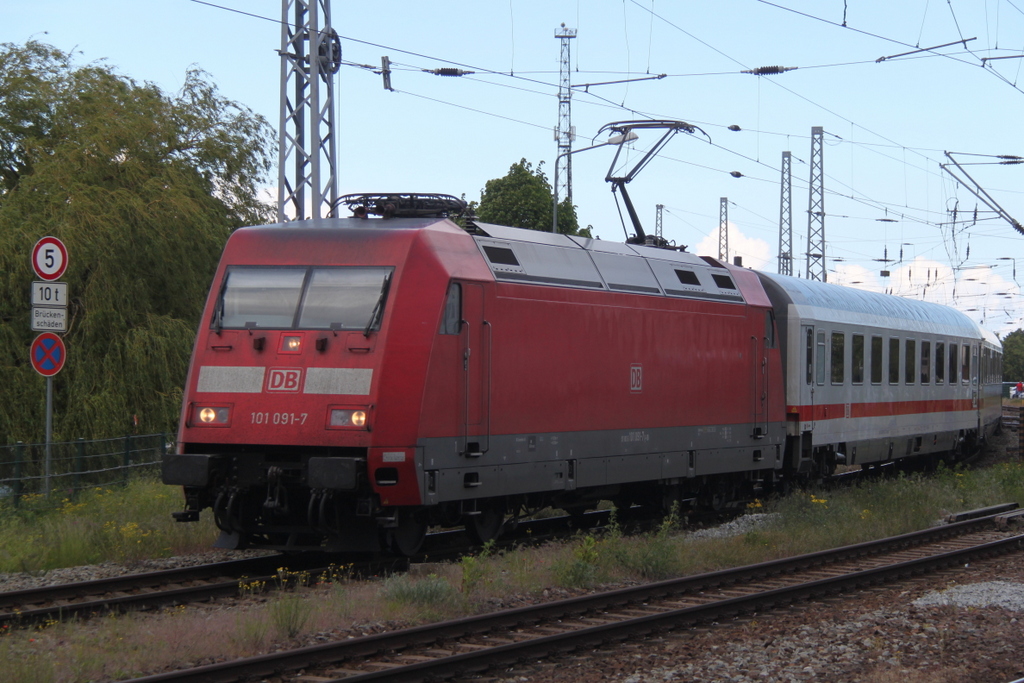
[238,576,267,597]
[604,506,683,581]
[380,574,460,613]
[275,567,311,590]
[459,539,496,595]
[0,476,217,573]
[0,639,55,683]
[317,563,354,586]
[233,611,270,650]
[553,534,602,588]
[269,594,312,640]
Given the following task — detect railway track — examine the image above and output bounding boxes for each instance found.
[0,554,310,628]
[0,510,616,629]
[123,504,1023,683]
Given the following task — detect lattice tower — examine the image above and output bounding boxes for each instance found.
[778,150,793,275]
[719,197,729,262]
[805,126,826,281]
[278,0,341,221]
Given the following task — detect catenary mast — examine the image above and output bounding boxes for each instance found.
[778,150,793,275]
[278,0,341,222]
[805,127,826,281]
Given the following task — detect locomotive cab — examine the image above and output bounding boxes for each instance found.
[165,206,492,553]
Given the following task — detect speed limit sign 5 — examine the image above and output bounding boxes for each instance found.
[32,236,68,281]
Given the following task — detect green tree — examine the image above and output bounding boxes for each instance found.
[0,41,274,442]
[1003,328,1024,382]
[476,159,591,237]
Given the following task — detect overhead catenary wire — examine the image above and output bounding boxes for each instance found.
[187,0,1021,326]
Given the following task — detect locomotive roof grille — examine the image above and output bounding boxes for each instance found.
[471,222,744,304]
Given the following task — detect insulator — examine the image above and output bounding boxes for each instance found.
[743,65,795,75]
[427,68,473,77]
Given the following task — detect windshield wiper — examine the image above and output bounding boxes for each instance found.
[212,276,230,334]
[363,272,393,337]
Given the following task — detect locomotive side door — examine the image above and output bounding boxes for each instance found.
[751,310,772,438]
[458,282,490,457]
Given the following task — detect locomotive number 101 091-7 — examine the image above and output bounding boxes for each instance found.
[251,411,308,426]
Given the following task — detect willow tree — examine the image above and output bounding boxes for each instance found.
[0,41,274,443]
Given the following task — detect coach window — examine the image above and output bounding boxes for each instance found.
[871,336,883,384]
[971,345,978,384]
[805,328,814,384]
[920,341,931,384]
[816,331,827,385]
[905,339,916,385]
[831,332,845,385]
[948,343,958,384]
[440,282,462,335]
[888,337,900,384]
[962,345,970,384]
[935,342,945,384]
[852,334,864,384]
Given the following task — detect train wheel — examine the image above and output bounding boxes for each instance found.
[387,509,427,556]
[465,501,505,545]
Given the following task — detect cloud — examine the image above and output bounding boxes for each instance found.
[693,222,772,270]
[831,257,1023,335]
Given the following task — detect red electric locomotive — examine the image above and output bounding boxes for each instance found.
[165,193,1002,554]
[164,194,789,553]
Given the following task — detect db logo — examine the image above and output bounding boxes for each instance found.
[267,368,302,392]
[630,364,643,393]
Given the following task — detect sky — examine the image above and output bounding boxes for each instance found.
[6,0,1024,336]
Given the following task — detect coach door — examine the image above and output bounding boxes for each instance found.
[802,325,818,431]
[459,282,490,457]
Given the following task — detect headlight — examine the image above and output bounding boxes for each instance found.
[193,404,230,426]
[280,335,302,354]
[329,408,369,429]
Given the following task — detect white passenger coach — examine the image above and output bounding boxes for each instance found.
[757,272,1003,476]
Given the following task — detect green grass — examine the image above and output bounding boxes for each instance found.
[0,476,218,573]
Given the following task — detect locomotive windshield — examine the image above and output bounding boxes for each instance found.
[213,266,395,331]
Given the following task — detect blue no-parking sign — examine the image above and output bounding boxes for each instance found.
[30,332,66,377]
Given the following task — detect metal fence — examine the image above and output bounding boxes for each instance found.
[0,433,170,506]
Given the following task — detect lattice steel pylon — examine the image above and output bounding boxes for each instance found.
[554,24,576,208]
[805,126,826,281]
[718,197,729,262]
[278,0,341,222]
[778,150,793,275]
[655,204,664,240]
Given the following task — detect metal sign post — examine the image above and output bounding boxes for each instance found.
[31,332,66,497]
[30,236,69,497]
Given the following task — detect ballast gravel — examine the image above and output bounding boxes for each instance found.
[492,559,1024,683]
[912,579,1024,611]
